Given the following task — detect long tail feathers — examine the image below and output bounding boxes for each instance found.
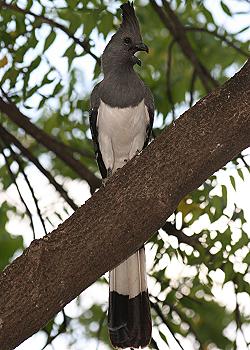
[108,247,151,348]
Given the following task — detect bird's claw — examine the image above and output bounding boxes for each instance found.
[102,168,112,187]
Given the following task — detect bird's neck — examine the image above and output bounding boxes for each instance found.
[103,63,136,79]
[100,68,145,108]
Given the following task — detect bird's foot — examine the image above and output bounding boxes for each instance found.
[102,168,112,187]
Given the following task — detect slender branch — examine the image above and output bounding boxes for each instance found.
[40,318,67,350]
[185,27,250,58]
[170,303,204,349]
[162,222,199,247]
[166,40,176,120]
[6,142,48,235]
[0,124,78,211]
[0,1,101,65]
[150,301,185,350]
[95,311,106,350]
[150,0,219,92]
[0,143,36,239]
[0,94,101,192]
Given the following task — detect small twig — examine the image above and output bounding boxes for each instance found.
[185,27,250,58]
[162,222,199,247]
[7,142,48,235]
[0,143,36,239]
[95,310,106,350]
[150,300,185,350]
[233,282,249,348]
[166,40,176,121]
[0,1,101,65]
[41,310,67,350]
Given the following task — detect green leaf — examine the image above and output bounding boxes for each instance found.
[53,82,63,96]
[224,262,234,283]
[221,185,227,205]
[229,175,236,190]
[237,168,244,180]
[220,1,232,16]
[30,56,42,72]
[43,30,57,52]
[63,43,76,68]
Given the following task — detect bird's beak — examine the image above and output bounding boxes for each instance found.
[134,42,149,53]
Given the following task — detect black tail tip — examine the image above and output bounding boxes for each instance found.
[108,291,152,349]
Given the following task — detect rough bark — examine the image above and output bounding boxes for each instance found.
[0,60,249,350]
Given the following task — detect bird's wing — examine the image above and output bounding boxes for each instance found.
[144,86,155,148]
[89,84,107,179]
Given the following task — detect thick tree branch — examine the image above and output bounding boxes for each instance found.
[0,1,101,65]
[150,0,219,92]
[0,60,249,350]
[0,97,101,192]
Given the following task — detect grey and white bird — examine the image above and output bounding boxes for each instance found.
[89,2,154,348]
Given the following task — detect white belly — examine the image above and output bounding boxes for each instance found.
[97,100,149,173]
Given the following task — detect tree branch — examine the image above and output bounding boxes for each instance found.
[5,142,48,235]
[162,222,199,247]
[0,1,101,65]
[150,300,185,350]
[166,40,176,120]
[0,144,36,239]
[185,27,250,58]
[0,124,78,211]
[0,60,249,350]
[150,0,219,92]
[0,96,101,192]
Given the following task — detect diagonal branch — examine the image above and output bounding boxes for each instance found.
[0,124,78,211]
[0,95,101,192]
[0,143,36,239]
[162,222,199,247]
[0,59,249,350]
[185,27,250,58]
[166,40,176,120]
[150,0,219,92]
[0,1,101,65]
[150,300,185,350]
[5,142,48,235]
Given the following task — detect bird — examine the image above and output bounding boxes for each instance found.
[89,2,154,348]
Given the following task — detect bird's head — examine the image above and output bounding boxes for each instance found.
[102,2,148,74]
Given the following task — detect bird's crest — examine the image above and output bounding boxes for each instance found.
[120,2,141,36]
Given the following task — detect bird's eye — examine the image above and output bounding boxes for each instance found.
[123,37,132,45]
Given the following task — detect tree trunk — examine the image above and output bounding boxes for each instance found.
[0,59,249,350]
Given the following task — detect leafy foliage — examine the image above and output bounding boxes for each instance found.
[0,0,250,349]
